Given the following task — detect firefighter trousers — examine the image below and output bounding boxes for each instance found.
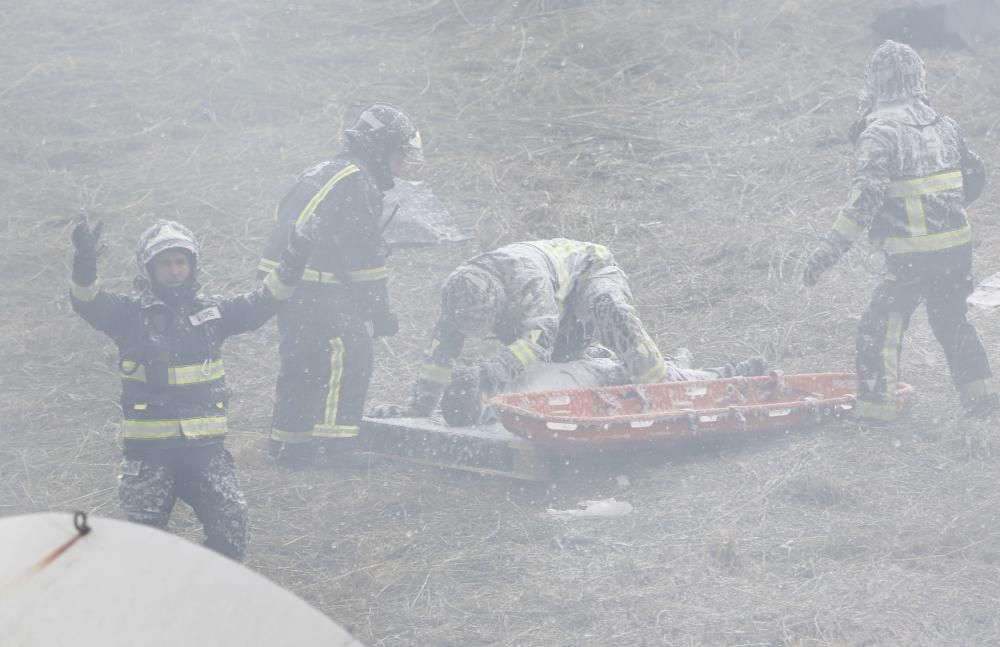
[269,288,374,453]
[118,444,248,560]
[855,247,996,421]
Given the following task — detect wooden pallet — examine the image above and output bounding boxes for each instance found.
[361,416,551,481]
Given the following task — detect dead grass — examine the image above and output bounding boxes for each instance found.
[4,0,1000,645]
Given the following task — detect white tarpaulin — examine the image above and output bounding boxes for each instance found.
[380,180,469,246]
[0,513,365,647]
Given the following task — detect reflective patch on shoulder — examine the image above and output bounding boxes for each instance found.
[189,306,222,326]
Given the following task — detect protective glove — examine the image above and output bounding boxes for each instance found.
[71,213,105,257]
[71,213,104,285]
[441,367,484,427]
[372,311,399,338]
[802,239,840,288]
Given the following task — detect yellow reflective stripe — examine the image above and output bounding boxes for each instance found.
[322,338,345,428]
[180,416,228,438]
[120,360,225,385]
[636,358,667,384]
[263,270,295,300]
[831,213,865,241]
[123,416,227,440]
[347,266,389,282]
[884,225,971,255]
[257,258,280,273]
[301,267,342,284]
[882,311,904,398]
[270,427,312,444]
[123,419,182,440]
[886,171,963,198]
[854,399,899,421]
[71,280,100,302]
[904,195,927,237]
[312,425,359,439]
[294,164,361,229]
[958,378,998,399]
[418,363,453,385]
[508,339,538,368]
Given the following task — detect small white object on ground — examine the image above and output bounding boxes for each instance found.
[546,498,634,518]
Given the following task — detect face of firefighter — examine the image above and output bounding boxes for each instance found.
[388,148,406,178]
[151,249,192,288]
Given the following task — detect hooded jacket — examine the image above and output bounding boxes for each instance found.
[822,41,985,268]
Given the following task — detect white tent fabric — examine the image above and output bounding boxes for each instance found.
[0,513,365,647]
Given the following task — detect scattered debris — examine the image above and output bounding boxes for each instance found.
[546,498,634,519]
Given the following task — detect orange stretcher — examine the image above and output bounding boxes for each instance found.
[491,372,913,452]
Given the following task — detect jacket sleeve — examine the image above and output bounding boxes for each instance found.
[960,144,986,206]
[412,321,466,415]
[479,279,560,394]
[69,254,136,338]
[218,245,306,338]
[818,126,895,265]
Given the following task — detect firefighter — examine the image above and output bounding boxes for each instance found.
[803,40,997,422]
[258,103,423,467]
[70,215,315,560]
[371,239,767,424]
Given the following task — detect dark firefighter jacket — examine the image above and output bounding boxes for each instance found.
[823,102,985,270]
[71,268,299,455]
[257,154,390,320]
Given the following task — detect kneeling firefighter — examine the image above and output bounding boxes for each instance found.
[371,239,767,425]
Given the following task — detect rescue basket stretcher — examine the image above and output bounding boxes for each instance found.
[491,372,914,451]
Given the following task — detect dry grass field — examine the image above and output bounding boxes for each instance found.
[4,0,1000,644]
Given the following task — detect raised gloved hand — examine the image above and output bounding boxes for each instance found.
[71,212,105,257]
[71,212,104,286]
[802,239,840,288]
[372,311,399,338]
[441,367,484,426]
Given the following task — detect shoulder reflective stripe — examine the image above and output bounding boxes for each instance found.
[853,399,899,421]
[301,267,342,284]
[180,416,228,438]
[346,266,389,282]
[312,424,359,439]
[831,213,866,241]
[883,225,971,254]
[270,427,312,443]
[257,258,280,273]
[523,241,574,304]
[885,171,963,198]
[120,359,225,385]
[418,363,453,384]
[263,271,295,300]
[294,164,361,229]
[71,280,100,302]
[508,339,538,367]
